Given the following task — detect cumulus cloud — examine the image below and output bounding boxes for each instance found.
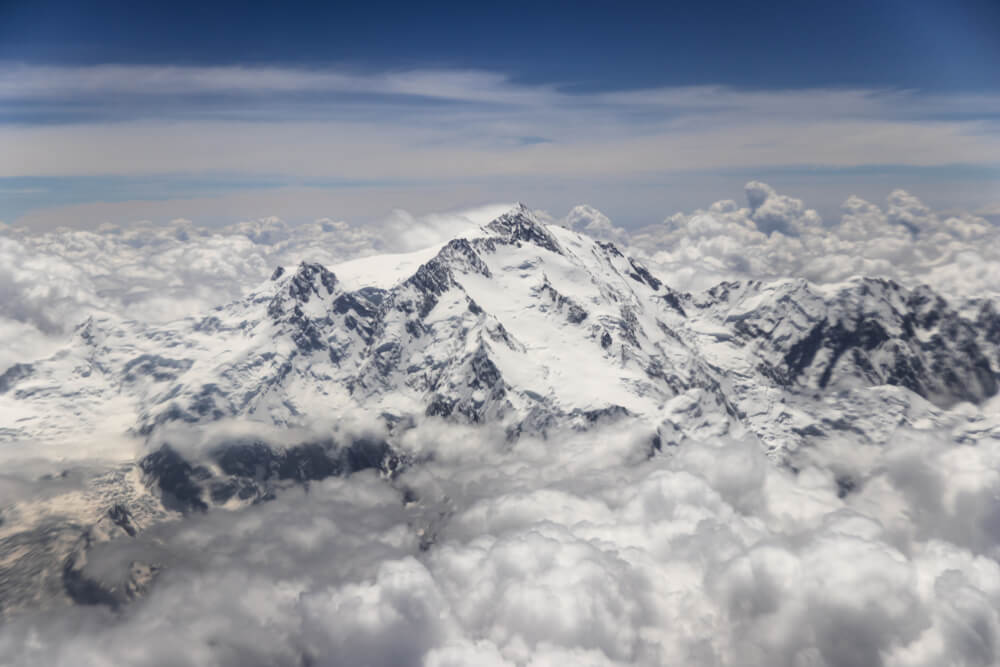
[615,182,1000,297]
[743,180,823,236]
[563,205,629,244]
[2,400,1000,666]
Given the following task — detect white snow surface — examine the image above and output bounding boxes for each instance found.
[331,243,449,291]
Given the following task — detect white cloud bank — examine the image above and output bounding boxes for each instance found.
[2,408,1000,666]
[614,183,1000,298]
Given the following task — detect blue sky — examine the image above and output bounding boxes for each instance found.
[2,0,1000,228]
[4,0,1000,91]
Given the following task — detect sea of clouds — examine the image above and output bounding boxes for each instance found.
[565,183,1000,298]
[1,185,999,665]
[2,409,1000,666]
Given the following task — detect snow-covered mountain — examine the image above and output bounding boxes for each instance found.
[4,204,996,449]
[1,203,998,615]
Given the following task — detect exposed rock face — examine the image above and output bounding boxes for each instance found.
[139,437,402,512]
[695,278,998,407]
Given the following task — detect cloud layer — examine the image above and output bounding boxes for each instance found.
[613,183,1000,298]
[2,406,1000,666]
[3,64,1000,228]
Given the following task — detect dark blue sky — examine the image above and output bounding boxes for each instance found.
[2,0,999,91]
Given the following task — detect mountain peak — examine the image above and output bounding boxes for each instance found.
[483,203,562,254]
[266,261,339,321]
[288,261,338,299]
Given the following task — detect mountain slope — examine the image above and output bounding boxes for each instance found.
[3,204,995,457]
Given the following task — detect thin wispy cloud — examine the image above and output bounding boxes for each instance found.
[2,63,999,228]
[0,65,561,106]
[3,67,1000,177]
